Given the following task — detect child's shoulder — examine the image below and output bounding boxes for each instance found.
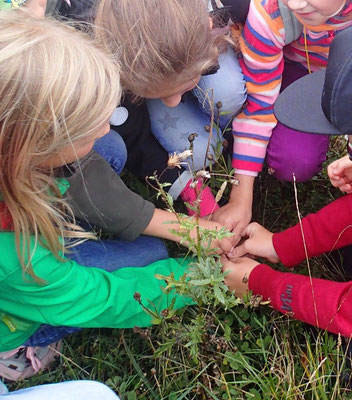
[247,0,285,40]
[250,0,284,28]
[249,0,302,44]
[251,0,280,16]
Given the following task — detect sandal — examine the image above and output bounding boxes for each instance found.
[0,341,62,381]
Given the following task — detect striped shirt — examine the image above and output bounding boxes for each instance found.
[232,0,352,175]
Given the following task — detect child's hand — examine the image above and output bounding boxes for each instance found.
[211,235,235,255]
[221,255,259,298]
[211,175,254,247]
[328,155,352,193]
[199,219,237,255]
[211,199,252,247]
[227,222,280,263]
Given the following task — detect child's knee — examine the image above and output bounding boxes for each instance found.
[267,123,329,182]
[267,154,324,182]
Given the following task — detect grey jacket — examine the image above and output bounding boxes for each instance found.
[62,151,155,241]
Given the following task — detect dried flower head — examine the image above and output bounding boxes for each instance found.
[215,181,227,203]
[133,292,141,302]
[167,150,193,169]
[196,170,211,179]
[161,309,169,318]
[188,133,198,143]
[231,178,240,186]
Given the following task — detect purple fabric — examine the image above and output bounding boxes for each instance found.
[266,62,330,182]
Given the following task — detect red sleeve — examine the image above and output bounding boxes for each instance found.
[249,264,352,336]
[273,194,352,267]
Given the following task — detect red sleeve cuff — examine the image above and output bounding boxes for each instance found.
[272,228,306,267]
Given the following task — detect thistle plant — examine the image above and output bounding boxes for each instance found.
[146,152,241,311]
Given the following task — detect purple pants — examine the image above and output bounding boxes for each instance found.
[266,62,330,182]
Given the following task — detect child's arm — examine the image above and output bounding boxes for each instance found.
[0,243,192,336]
[143,208,235,254]
[230,194,352,268]
[222,256,352,337]
[213,0,285,234]
[328,155,352,193]
[65,151,156,241]
[65,152,234,253]
[212,174,254,246]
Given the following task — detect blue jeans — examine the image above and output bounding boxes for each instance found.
[93,129,127,175]
[147,47,246,198]
[0,381,120,400]
[24,134,168,347]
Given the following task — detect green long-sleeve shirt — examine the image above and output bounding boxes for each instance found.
[0,232,191,351]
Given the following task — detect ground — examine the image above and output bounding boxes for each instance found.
[8,137,352,399]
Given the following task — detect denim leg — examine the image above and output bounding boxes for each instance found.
[93,129,127,175]
[23,325,81,347]
[193,47,247,130]
[3,381,120,400]
[68,236,168,271]
[147,93,224,198]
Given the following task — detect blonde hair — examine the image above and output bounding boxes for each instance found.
[0,11,121,279]
[95,0,224,99]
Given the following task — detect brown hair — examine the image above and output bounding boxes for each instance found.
[0,10,121,279]
[95,0,225,99]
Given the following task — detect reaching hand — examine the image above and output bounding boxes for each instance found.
[211,174,255,247]
[227,222,280,263]
[221,255,259,298]
[198,219,236,255]
[328,155,352,193]
[211,199,252,247]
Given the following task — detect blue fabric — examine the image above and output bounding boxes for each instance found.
[68,235,168,271]
[146,48,246,166]
[146,47,246,198]
[24,326,81,347]
[1,381,120,400]
[93,129,127,175]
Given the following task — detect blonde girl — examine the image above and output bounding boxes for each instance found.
[0,10,192,381]
[94,0,247,217]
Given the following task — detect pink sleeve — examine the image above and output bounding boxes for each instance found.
[232,0,285,174]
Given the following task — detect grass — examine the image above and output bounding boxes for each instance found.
[7,137,352,399]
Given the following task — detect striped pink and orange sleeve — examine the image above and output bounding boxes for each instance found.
[232,0,285,175]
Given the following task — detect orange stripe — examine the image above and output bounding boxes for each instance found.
[237,113,277,123]
[247,80,280,93]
